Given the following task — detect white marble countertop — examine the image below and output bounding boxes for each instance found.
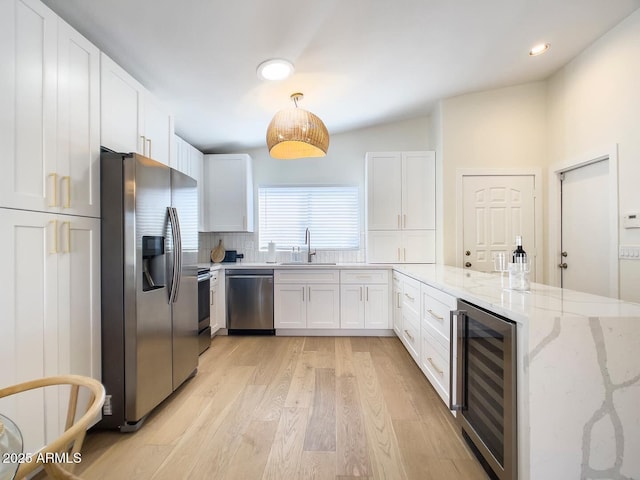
[393,264,640,480]
[198,262,391,271]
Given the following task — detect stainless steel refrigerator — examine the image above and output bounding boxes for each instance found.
[99,152,198,431]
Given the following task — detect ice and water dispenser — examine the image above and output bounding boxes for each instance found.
[142,235,166,291]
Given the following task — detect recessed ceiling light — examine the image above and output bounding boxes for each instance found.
[257,59,294,81]
[529,43,550,56]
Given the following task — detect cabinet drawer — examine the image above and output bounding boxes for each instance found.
[275,269,339,284]
[401,277,420,315]
[401,310,420,362]
[421,321,450,404]
[421,283,456,310]
[341,269,389,284]
[421,290,453,346]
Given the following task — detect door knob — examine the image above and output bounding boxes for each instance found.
[465,262,472,268]
[558,263,568,269]
[465,250,471,256]
[561,251,568,257]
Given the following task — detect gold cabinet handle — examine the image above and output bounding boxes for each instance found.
[62,176,71,208]
[404,293,415,301]
[403,214,407,228]
[397,292,401,308]
[427,309,444,322]
[397,214,401,229]
[146,138,152,158]
[404,329,414,341]
[140,135,147,155]
[427,357,444,376]
[397,248,401,261]
[49,220,58,254]
[62,221,71,253]
[403,248,407,261]
[48,173,59,207]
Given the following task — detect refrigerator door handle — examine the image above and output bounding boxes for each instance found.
[172,207,183,302]
[168,207,180,303]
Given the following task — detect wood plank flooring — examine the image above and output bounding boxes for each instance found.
[74,336,488,480]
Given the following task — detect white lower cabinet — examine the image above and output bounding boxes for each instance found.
[0,208,100,452]
[274,270,340,329]
[392,273,403,336]
[397,273,421,362]
[340,270,390,329]
[419,283,457,405]
[210,269,220,334]
[392,270,458,408]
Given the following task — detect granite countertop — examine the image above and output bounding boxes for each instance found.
[393,264,640,479]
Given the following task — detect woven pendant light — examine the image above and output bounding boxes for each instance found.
[266,93,329,159]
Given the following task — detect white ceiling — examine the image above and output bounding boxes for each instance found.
[42,0,640,153]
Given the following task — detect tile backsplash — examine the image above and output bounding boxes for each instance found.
[199,232,366,264]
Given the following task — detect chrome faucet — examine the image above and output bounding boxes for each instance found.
[305,227,316,263]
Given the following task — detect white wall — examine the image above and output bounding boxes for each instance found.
[438,82,549,266]
[547,9,640,302]
[199,116,432,262]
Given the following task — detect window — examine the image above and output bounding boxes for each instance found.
[258,186,359,250]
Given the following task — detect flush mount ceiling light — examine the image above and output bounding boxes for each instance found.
[266,93,330,160]
[529,43,550,56]
[257,59,294,81]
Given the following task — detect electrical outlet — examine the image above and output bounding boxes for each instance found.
[103,394,113,415]
[619,245,640,259]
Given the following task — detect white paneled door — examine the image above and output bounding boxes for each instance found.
[462,175,536,277]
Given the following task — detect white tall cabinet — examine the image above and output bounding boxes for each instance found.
[0,0,101,453]
[366,151,436,263]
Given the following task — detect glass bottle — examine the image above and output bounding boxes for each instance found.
[512,235,527,263]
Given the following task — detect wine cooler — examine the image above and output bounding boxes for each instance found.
[450,300,517,480]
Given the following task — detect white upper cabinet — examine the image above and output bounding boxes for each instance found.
[202,154,254,232]
[100,53,143,155]
[174,135,205,230]
[100,53,174,166]
[366,152,403,230]
[366,151,435,230]
[366,151,436,263]
[0,0,100,217]
[0,0,58,212]
[402,151,436,230]
[57,19,101,217]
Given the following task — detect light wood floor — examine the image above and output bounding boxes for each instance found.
[75,336,488,479]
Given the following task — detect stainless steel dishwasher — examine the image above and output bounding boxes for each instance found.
[225,269,274,335]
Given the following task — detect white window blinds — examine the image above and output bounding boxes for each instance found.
[258,186,359,250]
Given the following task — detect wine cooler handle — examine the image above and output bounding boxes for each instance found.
[449,309,466,412]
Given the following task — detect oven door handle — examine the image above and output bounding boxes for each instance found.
[449,309,466,412]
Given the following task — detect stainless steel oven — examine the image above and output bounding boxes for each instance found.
[450,300,517,480]
[197,268,211,353]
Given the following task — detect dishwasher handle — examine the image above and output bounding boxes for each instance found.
[227,274,274,279]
